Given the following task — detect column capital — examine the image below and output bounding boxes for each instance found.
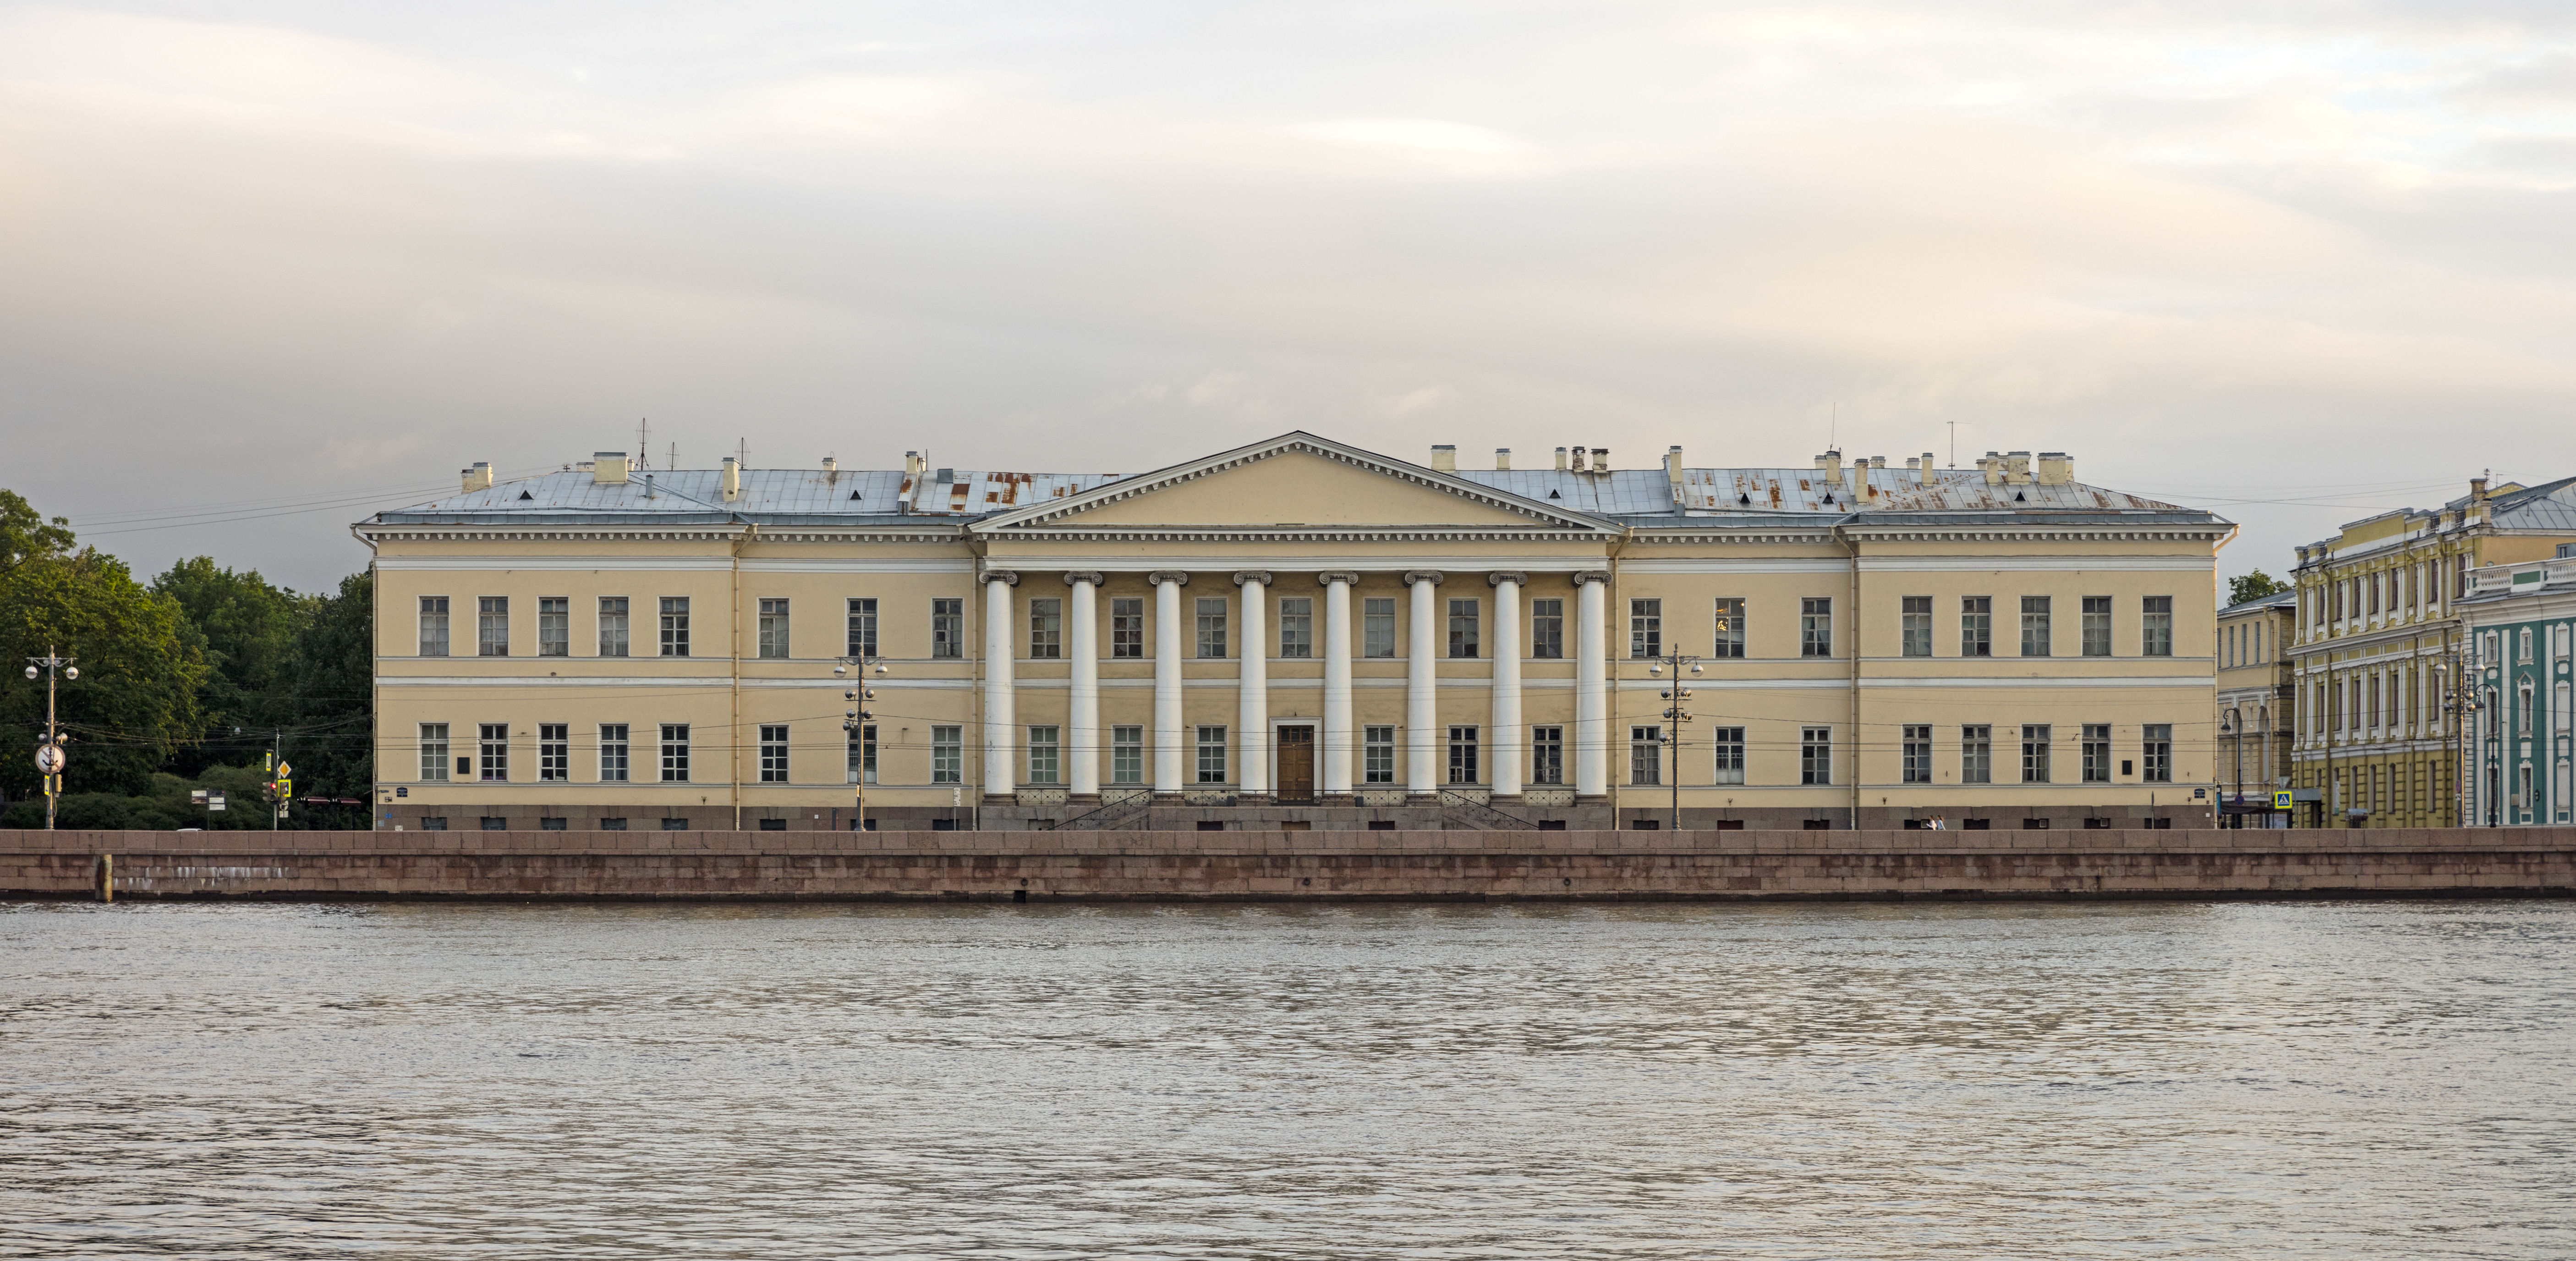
[1062,570,1105,587]
[1316,571,1360,586]
[984,569,1021,587]
[1147,570,1190,587]
[1232,570,1273,587]
[1403,569,1446,586]
[1486,570,1529,587]
[1571,569,1611,587]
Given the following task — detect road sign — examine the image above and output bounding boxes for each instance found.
[208,793,226,812]
[274,761,293,780]
[33,744,65,775]
[2273,790,2293,810]
[191,790,208,806]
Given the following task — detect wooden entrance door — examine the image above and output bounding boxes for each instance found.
[1277,726,1315,803]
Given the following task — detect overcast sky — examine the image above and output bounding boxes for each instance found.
[4,0,2572,592]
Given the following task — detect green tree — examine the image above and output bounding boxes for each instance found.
[2228,570,2291,606]
[0,489,77,576]
[0,533,209,799]
[281,569,375,826]
[151,556,311,775]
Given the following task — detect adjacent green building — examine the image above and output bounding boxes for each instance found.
[2459,543,2576,827]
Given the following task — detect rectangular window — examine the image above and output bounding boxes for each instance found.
[1630,726,1661,785]
[418,597,450,656]
[1028,725,1060,785]
[2082,596,2111,657]
[1364,725,1397,784]
[846,597,877,657]
[1449,599,1480,659]
[849,724,877,785]
[1112,726,1144,784]
[540,723,568,782]
[759,724,789,782]
[1029,597,1062,660]
[1278,597,1312,658]
[2083,724,2110,783]
[538,598,568,657]
[931,725,963,784]
[2020,597,2051,657]
[2142,724,2173,782]
[2142,596,2173,657]
[659,597,690,657]
[1364,598,1397,658]
[2021,724,2052,783]
[419,723,450,781]
[1532,726,1564,785]
[932,599,964,659]
[478,596,509,657]
[1531,598,1565,659]
[1800,727,1832,784]
[1713,598,1744,659]
[1962,724,1993,784]
[1111,598,1144,659]
[1903,725,1932,783]
[598,597,630,659]
[1801,599,1832,658]
[1901,596,1932,658]
[1961,597,1992,657]
[479,723,508,782]
[1448,726,1480,784]
[659,724,690,782]
[600,724,630,782]
[1630,598,1661,659]
[1711,727,1745,784]
[1196,598,1228,659]
[758,598,790,659]
[1195,725,1228,783]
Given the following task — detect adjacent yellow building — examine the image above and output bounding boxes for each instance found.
[2215,589,2296,825]
[359,433,2231,831]
[2288,474,2576,827]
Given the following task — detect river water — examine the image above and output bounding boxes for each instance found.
[2,899,2571,1259]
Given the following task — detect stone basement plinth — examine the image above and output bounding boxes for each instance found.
[4,829,2570,902]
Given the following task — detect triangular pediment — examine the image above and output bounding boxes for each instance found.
[972,433,1617,534]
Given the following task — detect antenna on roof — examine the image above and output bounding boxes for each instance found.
[738,438,748,469]
[636,418,651,469]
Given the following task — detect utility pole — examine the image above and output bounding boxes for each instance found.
[25,647,77,831]
[837,653,890,831]
[1645,650,1705,832]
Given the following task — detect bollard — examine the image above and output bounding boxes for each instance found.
[95,853,114,903]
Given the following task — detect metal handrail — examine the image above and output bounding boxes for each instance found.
[1044,790,1156,831]
[1437,788,1539,830]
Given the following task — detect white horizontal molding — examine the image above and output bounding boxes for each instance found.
[979,556,1594,573]
[378,556,735,573]
[1857,556,2215,573]
[1617,558,1852,574]
[736,558,978,573]
[382,675,735,688]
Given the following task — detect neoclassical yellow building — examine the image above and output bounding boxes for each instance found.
[2288,474,2576,827]
[360,433,2229,831]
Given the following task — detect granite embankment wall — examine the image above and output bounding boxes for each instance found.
[5,828,2572,901]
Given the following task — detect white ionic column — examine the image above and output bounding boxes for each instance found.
[1234,571,1271,798]
[1321,572,1357,798]
[1574,570,1609,799]
[983,570,1019,801]
[1488,571,1525,798]
[1406,570,1444,797]
[1151,571,1188,796]
[1066,572,1102,800]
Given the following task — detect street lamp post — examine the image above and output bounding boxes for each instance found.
[25,647,77,832]
[1645,652,1705,833]
[836,653,890,831]
[2221,706,2243,828]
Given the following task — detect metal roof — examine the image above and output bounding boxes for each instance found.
[2489,475,2576,533]
[371,461,2213,527]
[2219,590,2299,615]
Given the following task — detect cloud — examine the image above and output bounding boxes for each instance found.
[2,1,2574,584]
